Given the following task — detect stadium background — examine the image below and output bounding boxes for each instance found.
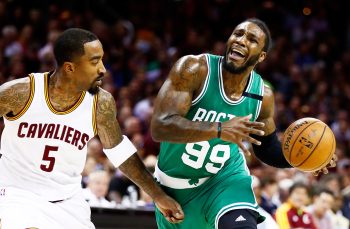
[1,0,350,228]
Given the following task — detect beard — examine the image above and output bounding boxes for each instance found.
[222,51,260,74]
[88,74,103,94]
[88,85,100,95]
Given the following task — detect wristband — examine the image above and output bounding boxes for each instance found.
[217,122,222,138]
[103,135,137,167]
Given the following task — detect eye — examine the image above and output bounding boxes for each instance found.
[233,31,241,36]
[91,60,99,65]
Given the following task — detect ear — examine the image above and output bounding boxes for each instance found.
[258,51,267,63]
[63,62,75,74]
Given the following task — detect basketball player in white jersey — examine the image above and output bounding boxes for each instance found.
[0,28,184,228]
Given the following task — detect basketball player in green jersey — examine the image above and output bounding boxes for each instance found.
[151,18,337,228]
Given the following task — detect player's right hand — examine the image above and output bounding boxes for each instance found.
[220,114,265,155]
[154,194,185,224]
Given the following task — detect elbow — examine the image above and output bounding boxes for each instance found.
[150,117,164,142]
[150,113,178,142]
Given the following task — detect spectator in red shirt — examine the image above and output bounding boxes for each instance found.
[275,182,317,229]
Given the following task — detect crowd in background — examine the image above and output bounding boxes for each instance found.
[1,0,350,228]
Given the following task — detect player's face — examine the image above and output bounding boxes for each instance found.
[223,22,266,74]
[73,40,106,94]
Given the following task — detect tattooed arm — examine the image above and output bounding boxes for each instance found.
[151,54,218,143]
[96,89,184,223]
[151,55,264,149]
[0,77,31,117]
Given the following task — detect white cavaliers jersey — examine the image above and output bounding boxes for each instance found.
[0,72,97,201]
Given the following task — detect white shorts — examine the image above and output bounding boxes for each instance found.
[0,187,95,229]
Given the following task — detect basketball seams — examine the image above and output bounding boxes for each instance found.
[294,125,326,167]
[288,121,319,163]
[306,129,335,172]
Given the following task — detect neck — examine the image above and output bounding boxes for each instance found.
[48,70,83,111]
[50,70,81,95]
[221,66,253,99]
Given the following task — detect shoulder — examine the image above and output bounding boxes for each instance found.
[257,84,275,120]
[0,76,32,116]
[263,84,274,101]
[169,54,209,90]
[96,87,115,104]
[96,88,116,115]
[173,54,208,76]
[0,77,31,94]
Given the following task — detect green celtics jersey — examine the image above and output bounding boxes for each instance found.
[158,54,265,180]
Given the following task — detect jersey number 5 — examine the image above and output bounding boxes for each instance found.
[40,145,58,172]
[181,142,230,174]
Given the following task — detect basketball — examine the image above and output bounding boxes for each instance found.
[281,117,336,172]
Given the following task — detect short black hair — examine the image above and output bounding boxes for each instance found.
[289,182,309,196]
[312,186,334,197]
[53,28,98,67]
[245,18,272,53]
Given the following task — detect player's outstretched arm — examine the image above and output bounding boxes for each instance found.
[0,77,31,117]
[253,86,337,173]
[151,55,264,146]
[96,89,184,223]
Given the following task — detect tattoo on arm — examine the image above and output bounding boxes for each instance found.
[96,90,163,198]
[151,55,217,143]
[96,90,122,148]
[0,77,31,117]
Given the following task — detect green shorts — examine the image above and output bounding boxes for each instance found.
[155,169,264,229]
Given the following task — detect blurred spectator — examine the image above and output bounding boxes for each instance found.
[87,137,106,170]
[123,116,143,137]
[252,176,280,229]
[138,155,157,208]
[83,170,116,208]
[275,183,316,229]
[260,177,279,215]
[108,169,139,205]
[331,194,350,229]
[2,25,22,59]
[306,187,335,229]
[81,156,98,188]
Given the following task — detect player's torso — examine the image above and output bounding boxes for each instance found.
[0,72,97,201]
[158,54,264,179]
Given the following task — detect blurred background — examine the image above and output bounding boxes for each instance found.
[1,0,350,228]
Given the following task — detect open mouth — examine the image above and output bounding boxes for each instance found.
[228,48,246,62]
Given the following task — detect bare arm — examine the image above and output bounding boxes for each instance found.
[256,85,276,135]
[151,54,218,143]
[96,89,183,222]
[151,55,265,152]
[255,86,337,173]
[0,77,31,117]
[96,89,163,198]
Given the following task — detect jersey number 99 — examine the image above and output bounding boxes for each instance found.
[181,141,230,174]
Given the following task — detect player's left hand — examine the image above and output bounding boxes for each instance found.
[154,194,185,223]
[312,154,338,176]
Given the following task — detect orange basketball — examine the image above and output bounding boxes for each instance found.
[281,117,336,172]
